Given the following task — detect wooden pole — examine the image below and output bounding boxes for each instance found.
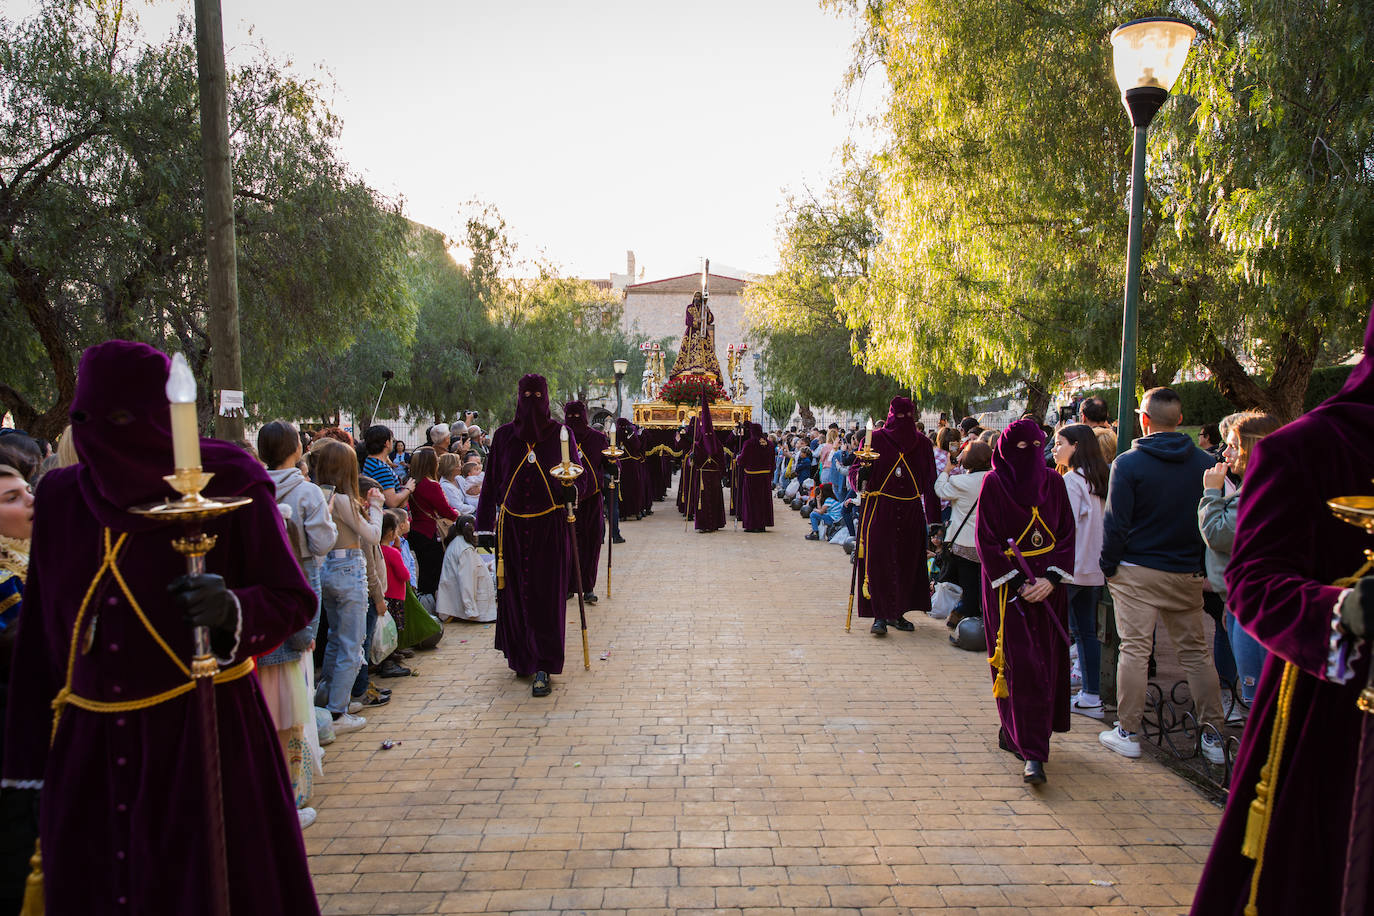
[195,0,245,444]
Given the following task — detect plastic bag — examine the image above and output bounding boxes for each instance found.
[368,610,398,665]
[929,581,962,620]
[397,585,443,650]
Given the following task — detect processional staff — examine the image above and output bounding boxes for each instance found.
[846,420,879,633]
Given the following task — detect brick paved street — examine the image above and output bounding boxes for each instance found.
[306,498,1220,916]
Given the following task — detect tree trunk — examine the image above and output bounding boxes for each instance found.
[1139,361,1180,393]
[797,403,816,429]
[1022,378,1050,423]
[952,399,970,421]
[1203,322,1320,423]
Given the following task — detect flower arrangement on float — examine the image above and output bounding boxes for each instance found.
[658,374,730,405]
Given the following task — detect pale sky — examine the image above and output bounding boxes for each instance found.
[16,0,879,282]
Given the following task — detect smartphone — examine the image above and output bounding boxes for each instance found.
[318,484,336,502]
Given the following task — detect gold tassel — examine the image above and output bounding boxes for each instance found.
[861,580,870,599]
[993,671,1009,699]
[19,841,42,916]
[1241,775,1270,860]
[991,586,1010,700]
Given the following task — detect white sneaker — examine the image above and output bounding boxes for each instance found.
[1099,723,1141,758]
[1071,692,1105,719]
[297,807,317,830]
[332,712,366,734]
[1222,693,1248,724]
[1200,732,1226,764]
[347,700,363,715]
[1069,643,1079,663]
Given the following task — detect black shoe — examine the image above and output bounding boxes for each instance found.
[368,681,392,697]
[360,686,391,708]
[1023,760,1046,785]
[395,648,416,658]
[946,611,964,630]
[612,536,627,544]
[532,671,551,697]
[890,616,915,632]
[377,659,411,678]
[998,727,1024,761]
[583,592,598,604]
[804,532,820,541]
[871,619,887,637]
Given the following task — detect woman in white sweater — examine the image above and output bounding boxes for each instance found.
[1052,425,1109,719]
[435,517,497,622]
[933,441,992,628]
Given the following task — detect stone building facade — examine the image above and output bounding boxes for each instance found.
[617,270,763,421]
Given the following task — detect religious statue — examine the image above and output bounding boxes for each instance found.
[669,292,723,381]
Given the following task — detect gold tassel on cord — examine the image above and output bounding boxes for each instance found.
[991,586,1010,699]
[19,841,42,916]
[1240,661,1298,916]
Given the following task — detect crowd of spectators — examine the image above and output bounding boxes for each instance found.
[769,390,1281,765]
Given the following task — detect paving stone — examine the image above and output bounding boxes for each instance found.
[307,501,1220,912]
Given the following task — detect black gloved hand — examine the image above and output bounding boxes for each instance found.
[1339,578,1374,639]
[857,466,871,488]
[476,532,496,549]
[167,573,236,634]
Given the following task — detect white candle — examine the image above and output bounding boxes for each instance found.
[560,426,570,464]
[609,422,616,449]
[166,353,201,470]
[865,419,873,451]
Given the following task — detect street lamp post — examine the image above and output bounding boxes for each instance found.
[613,358,628,420]
[1109,17,1196,451]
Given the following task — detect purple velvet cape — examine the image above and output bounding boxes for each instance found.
[974,420,1076,763]
[562,402,606,593]
[855,401,940,619]
[1191,307,1374,915]
[475,376,573,676]
[691,394,726,532]
[737,423,776,530]
[2,341,319,915]
[614,419,645,519]
[640,428,673,502]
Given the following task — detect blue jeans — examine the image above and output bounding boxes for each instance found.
[319,550,367,714]
[810,510,830,534]
[1067,584,1101,696]
[1226,610,1268,703]
[352,598,379,699]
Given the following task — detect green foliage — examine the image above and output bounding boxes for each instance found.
[1303,365,1356,411]
[746,164,908,419]
[0,1,410,437]
[763,388,797,428]
[821,0,1371,423]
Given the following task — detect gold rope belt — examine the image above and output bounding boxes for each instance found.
[53,658,255,719]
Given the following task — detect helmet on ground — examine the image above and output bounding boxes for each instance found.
[950,616,986,652]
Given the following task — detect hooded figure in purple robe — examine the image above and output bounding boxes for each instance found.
[855,397,940,629]
[974,418,1075,783]
[640,427,671,503]
[676,417,695,517]
[475,375,573,693]
[2,341,319,915]
[691,391,727,532]
[614,418,645,520]
[562,401,606,599]
[737,423,776,532]
[1191,305,1374,916]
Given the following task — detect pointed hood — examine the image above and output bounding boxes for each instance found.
[69,340,264,530]
[563,400,591,437]
[883,396,921,452]
[513,373,555,443]
[990,418,1054,506]
[694,389,722,459]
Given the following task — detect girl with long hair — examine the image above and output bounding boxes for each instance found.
[404,446,459,595]
[1052,424,1110,719]
[312,439,382,732]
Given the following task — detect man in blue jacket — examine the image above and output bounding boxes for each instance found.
[1098,387,1226,762]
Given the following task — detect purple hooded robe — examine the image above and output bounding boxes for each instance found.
[737,423,776,531]
[614,418,645,520]
[855,398,941,619]
[691,392,727,532]
[2,341,319,915]
[676,417,696,517]
[475,375,573,676]
[562,401,606,593]
[1191,305,1374,916]
[974,419,1076,764]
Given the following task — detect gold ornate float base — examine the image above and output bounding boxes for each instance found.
[632,399,752,429]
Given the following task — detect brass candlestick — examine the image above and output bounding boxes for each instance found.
[1329,492,1374,714]
[550,461,589,669]
[128,466,252,916]
[853,446,881,463]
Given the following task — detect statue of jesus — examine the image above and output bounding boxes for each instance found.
[671,292,722,380]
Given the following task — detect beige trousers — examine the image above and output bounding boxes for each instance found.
[1108,564,1223,735]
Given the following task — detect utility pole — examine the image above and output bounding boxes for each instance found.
[195,0,245,443]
